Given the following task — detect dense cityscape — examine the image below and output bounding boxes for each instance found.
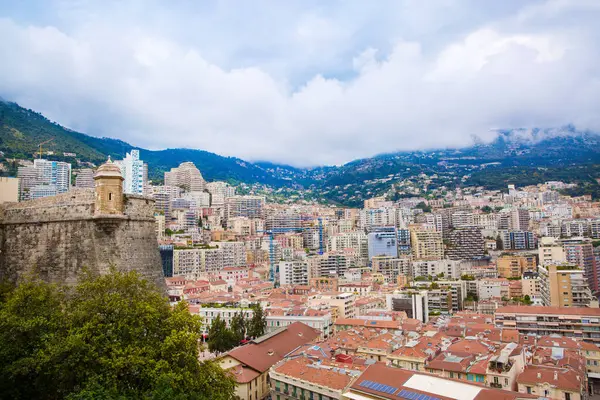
[3,147,600,400]
[3,1,600,399]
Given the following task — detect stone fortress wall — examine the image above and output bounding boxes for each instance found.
[0,187,165,289]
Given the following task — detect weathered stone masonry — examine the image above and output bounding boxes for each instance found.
[0,161,164,289]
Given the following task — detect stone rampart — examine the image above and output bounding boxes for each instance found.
[0,189,164,289]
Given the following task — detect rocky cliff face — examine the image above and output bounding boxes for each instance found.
[0,189,165,289]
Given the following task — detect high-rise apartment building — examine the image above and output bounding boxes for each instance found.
[18,159,71,200]
[450,210,474,228]
[164,162,205,192]
[74,168,95,188]
[316,252,356,278]
[497,255,537,278]
[495,306,600,343]
[213,241,247,267]
[115,150,146,195]
[562,238,598,294]
[561,220,589,238]
[155,213,165,241]
[397,229,411,255]
[206,181,235,206]
[510,208,530,230]
[590,220,600,239]
[410,226,444,261]
[412,260,462,280]
[521,272,541,300]
[500,230,537,250]
[538,264,594,308]
[225,195,265,221]
[372,256,411,283]
[445,226,485,260]
[279,261,310,285]
[538,237,565,265]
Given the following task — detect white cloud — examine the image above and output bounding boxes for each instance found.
[0,1,599,166]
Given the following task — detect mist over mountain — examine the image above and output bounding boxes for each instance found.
[2,100,600,206]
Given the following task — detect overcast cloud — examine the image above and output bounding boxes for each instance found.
[0,0,599,166]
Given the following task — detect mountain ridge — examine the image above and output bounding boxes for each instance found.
[3,99,600,205]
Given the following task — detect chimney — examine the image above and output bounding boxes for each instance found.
[554,372,558,381]
[537,372,542,379]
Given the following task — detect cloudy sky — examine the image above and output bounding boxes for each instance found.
[1,0,599,166]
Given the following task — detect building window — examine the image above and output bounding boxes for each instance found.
[565,393,571,400]
[526,387,532,394]
[493,377,499,384]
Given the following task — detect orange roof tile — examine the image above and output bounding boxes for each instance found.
[516,365,584,392]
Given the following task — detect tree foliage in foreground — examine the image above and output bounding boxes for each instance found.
[207,315,236,354]
[247,303,266,339]
[0,270,236,400]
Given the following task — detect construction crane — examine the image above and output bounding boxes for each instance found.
[38,138,54,159]
[257,219,324,283]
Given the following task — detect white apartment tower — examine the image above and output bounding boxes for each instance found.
[279,261,310,286]
[115,150,146,195]
[164,162,205,192]
[206,181,235,206]
[18,159,72,200]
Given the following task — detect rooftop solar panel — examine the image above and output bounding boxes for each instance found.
[359,380,399,395]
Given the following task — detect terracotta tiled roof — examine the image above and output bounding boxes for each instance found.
[447,339,495,355]
[516,365,583,392]
[427,351,475,373]
[229,364,260,383]
[273,357,355,390]
[390,337,441,360]
[531,347,586,375]
[536,336,581,350]
[401,319,423,332]
[335,318,402,330]
[225,322,320,374]
[348,363,536,400]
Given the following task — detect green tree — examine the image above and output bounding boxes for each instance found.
[0,271,236,400]
[247,303,266,339]
[415,202,432,213]
[481,205,493,213]
[496,235,504,250]
[230,311,247,343]
[207,315,236,354]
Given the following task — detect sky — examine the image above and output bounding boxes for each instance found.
[1,0,600,166]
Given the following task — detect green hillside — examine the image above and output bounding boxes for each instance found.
[4,98,600,204]
[0,100,286,185]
